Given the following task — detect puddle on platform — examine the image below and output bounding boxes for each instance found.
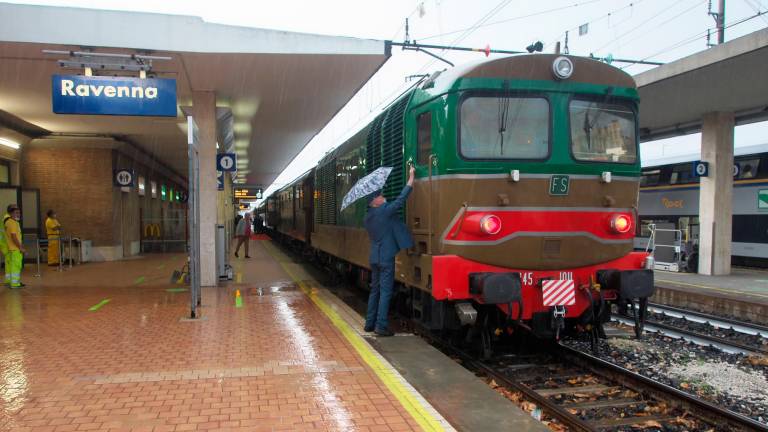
[244,282,298,296]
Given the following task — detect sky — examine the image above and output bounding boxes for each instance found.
[8,0,768,199]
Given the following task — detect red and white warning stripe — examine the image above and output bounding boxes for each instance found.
[542,280,576,306]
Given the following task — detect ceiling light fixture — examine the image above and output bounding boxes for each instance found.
[0,137,20,149]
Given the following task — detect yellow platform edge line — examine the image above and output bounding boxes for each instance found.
[261,241,445,432]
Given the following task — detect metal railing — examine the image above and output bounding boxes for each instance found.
[33,234,82,277]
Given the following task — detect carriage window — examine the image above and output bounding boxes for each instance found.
[737,158,759,179]
[670,164,695,185]
[459,96,549,160]
[417,112,432,165]
[640,169,660,187]
[570,99,636,163]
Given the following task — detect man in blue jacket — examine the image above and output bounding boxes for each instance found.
[364,165,415,336]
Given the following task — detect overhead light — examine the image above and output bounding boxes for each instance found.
[0,138,20,149]
[233,122,252,135]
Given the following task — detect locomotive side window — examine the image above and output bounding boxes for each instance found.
[417,112,432,166]
[570,99,636,163]
[459,96,549,160]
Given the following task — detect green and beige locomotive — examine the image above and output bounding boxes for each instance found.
[267,54,654,341]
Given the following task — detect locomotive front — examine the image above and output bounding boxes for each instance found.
[405,54,654,339]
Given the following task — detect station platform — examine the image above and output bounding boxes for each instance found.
[0,239,547,432]
[653,268,768,324]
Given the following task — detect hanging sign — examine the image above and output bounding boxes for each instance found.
[692,161,709,177]
[217,153,237,172]
[52,75,177,117]
[113,169,134,187]
[234,187,263,200]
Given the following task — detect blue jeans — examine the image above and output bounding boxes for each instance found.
[365,262,394,331]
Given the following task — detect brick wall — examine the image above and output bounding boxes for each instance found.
[22,147,115,246]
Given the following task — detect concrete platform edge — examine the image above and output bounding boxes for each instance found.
[261,241,456,432]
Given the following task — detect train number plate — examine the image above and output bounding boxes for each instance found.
[549,175,570,196]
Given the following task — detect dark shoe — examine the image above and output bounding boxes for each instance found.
[364,325,374,332]
[234,252,239,258]
[375,328,395,337]
[245,255,251,258]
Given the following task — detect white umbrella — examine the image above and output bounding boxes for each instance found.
[340,167,392,211]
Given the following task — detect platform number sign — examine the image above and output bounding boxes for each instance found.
[114,169,134,187]
[216,153,237,172]
[693,161,709,177]
[549,175,570,196]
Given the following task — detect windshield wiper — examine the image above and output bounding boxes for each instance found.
[498,92,510,156]
[583,109,592,150]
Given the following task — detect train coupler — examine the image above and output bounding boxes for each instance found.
[552,306,566,340]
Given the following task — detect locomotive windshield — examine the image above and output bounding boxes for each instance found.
[570,99,637,163]
[459,96,549,160]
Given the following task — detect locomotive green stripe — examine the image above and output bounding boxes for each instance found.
[311,71,640,229]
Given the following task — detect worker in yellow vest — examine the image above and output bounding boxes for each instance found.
[5,205,24,288]
[0,209,9,284]
[45,209,62,266]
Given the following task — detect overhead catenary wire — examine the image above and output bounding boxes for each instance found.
[545,0,650,51]
[261,0,515,197]
[416,0,606,42]
[621,9,768,68]
[602,0,708,53]
[742,0,768,24]
[591,0,706,55]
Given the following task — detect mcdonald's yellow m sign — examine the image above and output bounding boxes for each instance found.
[143,223,161,238]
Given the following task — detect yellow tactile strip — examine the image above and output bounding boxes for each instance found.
[262,240,456,432]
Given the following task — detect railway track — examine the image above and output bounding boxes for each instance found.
[613,303,768,356]
[273,242,768,431]
[422,332,768,431]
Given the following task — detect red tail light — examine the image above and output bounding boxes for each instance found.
[610,214,632,234]
[480,215,502,235]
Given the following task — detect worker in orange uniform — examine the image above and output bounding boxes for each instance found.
[45,209,62,266]
[5,205,24,288]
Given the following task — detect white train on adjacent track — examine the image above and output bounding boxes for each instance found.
[637,143,768,269]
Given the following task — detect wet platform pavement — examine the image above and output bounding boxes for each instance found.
[654,268,768,324]
[0,238,551,431]
[1,240,444,431]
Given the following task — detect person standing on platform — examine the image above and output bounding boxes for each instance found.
[364,165,415,337]
[0,208,10,285]
[234,212,252,258]
[45,209,62,266]
[5,205,24,288]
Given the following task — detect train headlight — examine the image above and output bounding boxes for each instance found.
[480,215,502,235]
[610,214,632,234]
[552,56,574,80]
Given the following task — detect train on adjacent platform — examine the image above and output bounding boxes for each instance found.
[257,54,654,350]
[637,143,768,270]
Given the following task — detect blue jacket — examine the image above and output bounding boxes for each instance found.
[364,185,414,265]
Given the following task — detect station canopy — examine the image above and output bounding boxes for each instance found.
[636,28,768,142]
[0,3,390,186]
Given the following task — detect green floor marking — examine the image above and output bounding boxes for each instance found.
[134,276,145,285]
[166,288,188,293]
[235,296,243,308]
[156,264,166,270]
[89,299,111,311]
